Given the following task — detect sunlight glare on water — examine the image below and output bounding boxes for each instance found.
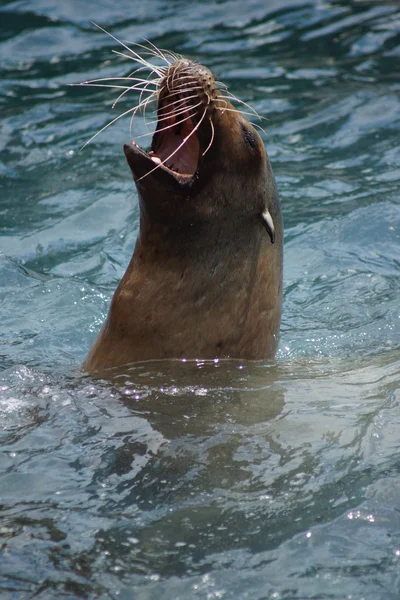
[0,0,399,598]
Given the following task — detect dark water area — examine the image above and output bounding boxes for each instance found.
[1,0,400,598]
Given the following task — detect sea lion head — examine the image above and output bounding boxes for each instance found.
[123,59,278,242]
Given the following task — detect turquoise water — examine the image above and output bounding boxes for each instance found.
[1,1,400,598]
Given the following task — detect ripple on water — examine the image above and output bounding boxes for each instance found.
[0,0,400,598]
[0,355,400,598]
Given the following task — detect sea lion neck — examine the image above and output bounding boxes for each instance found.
[135,197,261,263]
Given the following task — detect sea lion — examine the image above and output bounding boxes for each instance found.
[83,55,283,373]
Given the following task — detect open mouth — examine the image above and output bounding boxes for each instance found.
[125,94,202,186]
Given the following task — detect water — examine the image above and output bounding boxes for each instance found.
[1,0,399,598]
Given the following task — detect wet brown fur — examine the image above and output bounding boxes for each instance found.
[84,59,283,372]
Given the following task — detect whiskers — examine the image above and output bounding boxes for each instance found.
[72,25,173,149]
[73,23,266,172]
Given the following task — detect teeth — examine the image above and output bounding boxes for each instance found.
[261,209,275,244]
[151,156,162,164]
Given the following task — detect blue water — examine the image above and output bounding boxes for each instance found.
[1,1,400,598]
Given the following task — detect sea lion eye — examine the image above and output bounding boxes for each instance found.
[240,122,259,154]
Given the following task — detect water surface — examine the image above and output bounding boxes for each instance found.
[1,1,400,598]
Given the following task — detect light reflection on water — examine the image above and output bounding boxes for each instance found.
[0,0,399,598]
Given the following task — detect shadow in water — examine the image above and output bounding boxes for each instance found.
[80,360,287,577]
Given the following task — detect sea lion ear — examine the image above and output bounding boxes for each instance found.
[261,209,275,244]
